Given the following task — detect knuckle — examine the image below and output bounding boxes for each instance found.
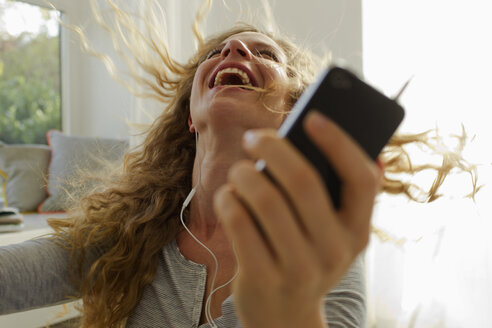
[357,163,379,192]
[322,245,352,271]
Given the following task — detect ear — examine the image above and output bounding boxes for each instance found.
[188,114,195,133]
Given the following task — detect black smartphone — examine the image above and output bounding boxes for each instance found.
[257,66,405,208]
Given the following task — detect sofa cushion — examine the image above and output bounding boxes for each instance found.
[0,144,51,212]
[38,130,128,213]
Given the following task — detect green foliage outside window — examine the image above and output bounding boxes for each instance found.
[0,1,61,145]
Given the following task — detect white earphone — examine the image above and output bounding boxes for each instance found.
[179,130,239,327]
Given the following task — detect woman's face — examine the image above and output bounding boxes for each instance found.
[189,31,290,135]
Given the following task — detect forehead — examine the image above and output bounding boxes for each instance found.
[221,31,285,57]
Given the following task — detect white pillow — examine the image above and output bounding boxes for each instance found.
[38,130,128,213]
[0,144,51,212]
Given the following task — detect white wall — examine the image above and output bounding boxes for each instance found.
[19,0,363,139]
[64,1,135,139]
[170,0,362,72]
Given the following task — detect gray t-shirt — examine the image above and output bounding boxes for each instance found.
[0,238,365,327]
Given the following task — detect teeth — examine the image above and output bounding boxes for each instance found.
[214,67,252,87]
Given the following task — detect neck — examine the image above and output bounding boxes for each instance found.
[183,129,249,242]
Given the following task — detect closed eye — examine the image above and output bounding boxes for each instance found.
[206,46,280,62]
[206,47,222,59]
[254,49,280,62]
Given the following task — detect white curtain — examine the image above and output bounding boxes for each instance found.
[366,194,492,327]
[362,0,492,327]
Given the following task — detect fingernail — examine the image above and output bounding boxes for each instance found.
[243,130,258,147]
[306,110,329,130]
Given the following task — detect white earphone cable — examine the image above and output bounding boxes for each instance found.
[205,243,240,326]
[179,131,239,327]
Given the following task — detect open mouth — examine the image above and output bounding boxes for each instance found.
[208,65,258,90]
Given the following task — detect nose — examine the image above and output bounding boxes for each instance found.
[220,39,252,60]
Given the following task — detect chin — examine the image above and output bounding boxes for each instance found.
[194,92,285,133]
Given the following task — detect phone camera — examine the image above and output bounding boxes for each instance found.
[329,70,352,89]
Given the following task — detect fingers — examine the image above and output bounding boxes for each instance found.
[213,184,275,275]
[224,160,311,268]
[242,110,379,253]
[242,129,342,249]
[303,111,379,250]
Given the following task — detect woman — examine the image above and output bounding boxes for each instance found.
[0,2,473,328]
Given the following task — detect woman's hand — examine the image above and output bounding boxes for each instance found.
[213,111,382,328]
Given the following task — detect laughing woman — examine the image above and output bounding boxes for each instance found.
[0,1,474,328]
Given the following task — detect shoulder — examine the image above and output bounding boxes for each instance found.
[324,255,366,327]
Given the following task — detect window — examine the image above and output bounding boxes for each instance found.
[0,0,61,144]
[362,1,492,327]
